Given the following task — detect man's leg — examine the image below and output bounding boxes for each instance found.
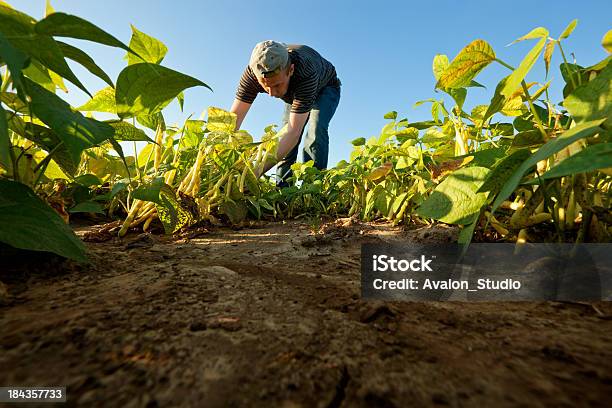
[303,86,340,169]
[275,103,307,187]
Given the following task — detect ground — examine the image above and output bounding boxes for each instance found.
[1,219,612,407]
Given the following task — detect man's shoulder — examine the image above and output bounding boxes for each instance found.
[287,44,320,56]
[287,44,313,53]
[287,45,333,71]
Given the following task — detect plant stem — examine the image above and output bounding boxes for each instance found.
[494,58,548,140]
[495,58,515,71]
[520,80,548,140]
[556,41,579,89]
[133,141,142,183]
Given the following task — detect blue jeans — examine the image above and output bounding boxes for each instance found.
[276,85,341,186]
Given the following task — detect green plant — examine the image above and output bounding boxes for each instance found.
[0,2,209,260]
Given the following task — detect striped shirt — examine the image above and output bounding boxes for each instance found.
[236,44,341,114]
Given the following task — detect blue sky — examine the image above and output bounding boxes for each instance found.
[16,0,612,166]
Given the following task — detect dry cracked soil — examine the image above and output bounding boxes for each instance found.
[1,219,612,407]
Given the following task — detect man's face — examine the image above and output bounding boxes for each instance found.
[258,64,294,98]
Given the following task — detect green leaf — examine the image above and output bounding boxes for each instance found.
[458,214,479,247]
[35,12,134,55]
[258,198,275,212]
[137,112,165,131]
[57,41,113,87]
[559,19,578,40]
[0,31,28,93]
[22,60,55,92]
[110,182,127,198]
[48,69,67,92]
[206,106,236,132]
[0,92,28,113]
[364,184,383,217]
[0,6,90,95]
[156,192,194,233]
[511,27,549,44]
[106,120,155,143]
[483,76,509,123]
[131,177,172,204]
[380,121,397,142]
[585,56,612,72]
[127,25,168,65]
[448,88,467,110]
[0,178,88,262]
[13,122,78,175]
[219,200,248,224]
[470,105,488,123]
[136,143,155,168]
[383,111,397,120]
[469,146,508,168]
[78,86,116,113]
[69,200,104,214]
[416,166,490,224]
[351,137,366,146]
[501,36,547,97]
[396,155,415,169]
[25,78,114,163]
[375,188,393,216]
[513,115,536,132]
[395,127,419,143]
[491,123,514,136]
[603,29,612,53]
[422,128,450,144]
[107,138,131,180]
[564,61,612,127]
[73,173,102,187]
[491,119,605,212]
[131,178,192,233]
[184,119,206,136]
[366,162,392,181]
[115,63,211,118]
[408,120,438,130]
[436,39,496,89]
[431,101,442,123]
[432,54,449,81]
[478,149,531,193]
[560,62,583,84]
[537,143,612,180]
[501,94,527,117]
[243,165,261,196]
[43,156,68,180]
[468,80,486,88]
[510,129,546,147]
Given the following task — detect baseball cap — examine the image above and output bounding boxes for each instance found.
[249,40,289,78]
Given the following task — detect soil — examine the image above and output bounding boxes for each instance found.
[1,219,612,407]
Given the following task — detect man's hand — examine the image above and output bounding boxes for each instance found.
[254,111,307,178]
[276,111,309,161]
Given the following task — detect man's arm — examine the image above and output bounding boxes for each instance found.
[230,98,252,130]
[256,111,309,176]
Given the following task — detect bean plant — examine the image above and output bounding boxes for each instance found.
[0,1,610,263]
